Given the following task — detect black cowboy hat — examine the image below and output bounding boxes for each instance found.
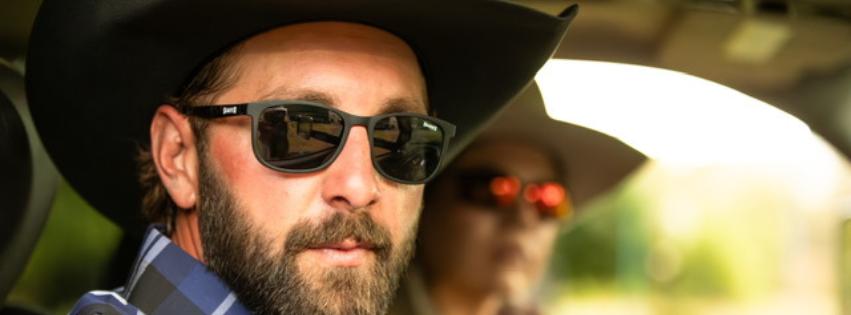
[25,1,578,235]
[482,82,646,209]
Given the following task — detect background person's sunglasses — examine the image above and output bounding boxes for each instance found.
[182,100,456,184]
[457,169,572,220]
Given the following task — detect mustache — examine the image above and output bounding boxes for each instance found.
[285,212,393,260]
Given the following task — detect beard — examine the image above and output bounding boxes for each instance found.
[196,154,416,315]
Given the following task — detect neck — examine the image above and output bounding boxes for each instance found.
[428,281,504,315]
[171,209,205,263]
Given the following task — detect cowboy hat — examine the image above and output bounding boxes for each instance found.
[26,1,578,235]
[479,82,646,209]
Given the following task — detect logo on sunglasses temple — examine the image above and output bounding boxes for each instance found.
[423,121,438,132]
[223,106,238,115]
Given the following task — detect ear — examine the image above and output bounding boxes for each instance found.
[150,105,200,210]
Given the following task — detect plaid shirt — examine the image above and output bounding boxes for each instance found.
[70,225,251,315]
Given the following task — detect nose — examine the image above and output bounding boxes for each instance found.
[503,199,539,230]
[321,126,380,212]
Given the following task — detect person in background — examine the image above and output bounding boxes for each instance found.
[391,83,646,315]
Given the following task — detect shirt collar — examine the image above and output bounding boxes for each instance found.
[122,225,251,315]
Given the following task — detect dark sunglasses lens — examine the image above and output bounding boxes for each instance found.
[256,105,344,170]
[457,171,504,208]
[525,182,570,219]
[458,172,571,220]
[373,115,445,182]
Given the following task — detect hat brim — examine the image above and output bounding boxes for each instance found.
[482,82,646,208]
[26,1,577,235]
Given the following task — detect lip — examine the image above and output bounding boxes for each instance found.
[312,238,375,251]
[304,238,376,267]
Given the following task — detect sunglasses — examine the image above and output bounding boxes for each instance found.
[182,100,456,184]
[457,170,572,220]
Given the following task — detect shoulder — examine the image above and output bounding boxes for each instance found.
[69,290,141,315]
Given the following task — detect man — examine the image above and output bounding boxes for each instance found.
[391,84,645,315]
[26,1,577,315]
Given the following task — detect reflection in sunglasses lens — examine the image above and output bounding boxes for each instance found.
[256,105,445,182]
[257,105,344,170]
[374,116,444,182]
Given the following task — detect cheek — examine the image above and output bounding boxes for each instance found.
[442,208,502,266]
[524,222,560,274]
[206,123,255,185]
[378,184,423,245]
[205,124,320,248]
[459,211,501,246]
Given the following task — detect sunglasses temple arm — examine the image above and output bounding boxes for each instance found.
[182,104,249,118]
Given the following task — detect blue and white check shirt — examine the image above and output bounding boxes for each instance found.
[70,225,251,315]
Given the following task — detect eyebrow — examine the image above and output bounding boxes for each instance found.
[381,97,426,115]
[259,86,428,115]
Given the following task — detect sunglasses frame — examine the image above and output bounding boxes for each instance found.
[182,100,457,184]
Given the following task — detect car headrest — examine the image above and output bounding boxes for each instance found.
[0,62,57,301]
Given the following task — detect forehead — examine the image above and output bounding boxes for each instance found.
[224,21,428,114]
[454,140,558,182]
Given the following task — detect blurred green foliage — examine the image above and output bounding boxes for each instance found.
[550,180,652,293]
[551,197,619,284]
[546,161,843,314]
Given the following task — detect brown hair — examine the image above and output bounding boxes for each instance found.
[136,44,244,231]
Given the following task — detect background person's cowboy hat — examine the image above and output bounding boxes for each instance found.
[26,1,578,235]
[480,82,646,209]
